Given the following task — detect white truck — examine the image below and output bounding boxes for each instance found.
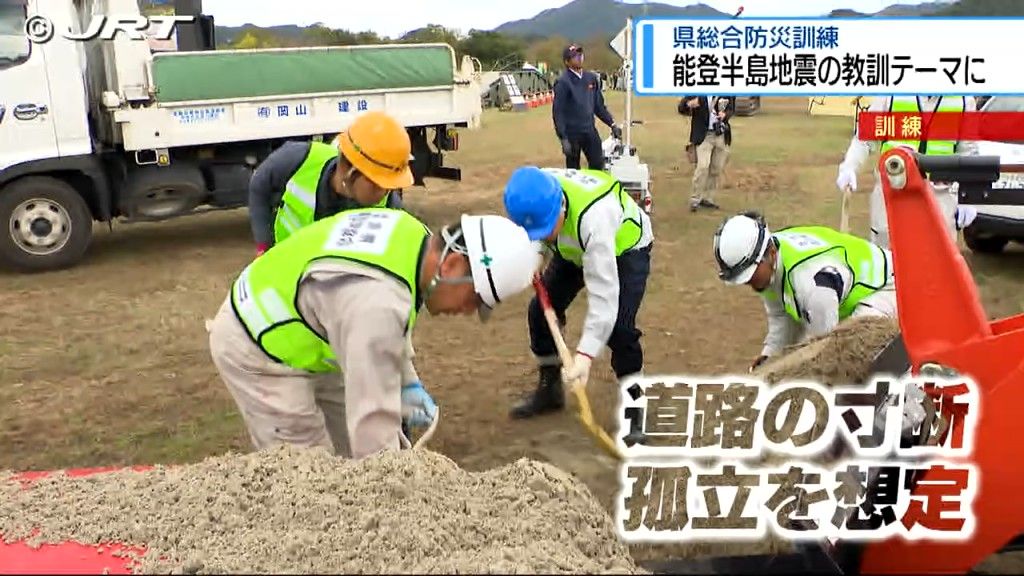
[0,0,483,271]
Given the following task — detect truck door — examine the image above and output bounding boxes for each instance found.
[0,0,59,174]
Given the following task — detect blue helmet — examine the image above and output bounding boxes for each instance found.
[503,167,563,241]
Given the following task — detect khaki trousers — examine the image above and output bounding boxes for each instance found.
[691,131,730,206]
[207,297,353,457]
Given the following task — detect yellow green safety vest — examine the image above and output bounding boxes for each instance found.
[273,141,392,244]
[233,207,430,373]
[880,96,965,156]
[762,226,890,324]
[542,168,644,266]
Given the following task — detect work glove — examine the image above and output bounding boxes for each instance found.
[611,124,623,140]
[749,355,768,373]
[401,381,437,429]
[955,205,978,230]
[560,138,573,157]
[561,352,593,389]
[836,167,857,192]
[255,242,269,257]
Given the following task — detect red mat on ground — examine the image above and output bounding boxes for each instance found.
[1,466,153,575]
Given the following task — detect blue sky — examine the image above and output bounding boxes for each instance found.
[201,0,952,39]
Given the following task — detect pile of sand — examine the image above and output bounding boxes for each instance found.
[630,317,902,563]
[0,446,646,575]
[753,316,901,387]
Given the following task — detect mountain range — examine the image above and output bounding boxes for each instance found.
[203,0,1013,46]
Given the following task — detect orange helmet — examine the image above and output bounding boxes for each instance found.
[337,111,414,190]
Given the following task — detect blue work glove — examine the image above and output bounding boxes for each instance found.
[401,381,437,429]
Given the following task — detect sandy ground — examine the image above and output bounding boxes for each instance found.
[1,446,645,574]
[3,96,1024,572]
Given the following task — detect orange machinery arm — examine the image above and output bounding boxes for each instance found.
[857,147,1024,573]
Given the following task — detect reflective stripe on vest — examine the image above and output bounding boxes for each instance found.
[763,226,890,324]
[541,168,644,266]
[273,142,337,244]
[880,96,965,157]
[234,207,430,373]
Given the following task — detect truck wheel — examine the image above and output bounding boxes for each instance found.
[963,227,1008,255]
[0,176,93,272]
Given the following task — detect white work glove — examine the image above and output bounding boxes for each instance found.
[902,383,928,436]
[561,352,593,389]
[400,381,437,429]
[955,205,978,230]
[836,166,857,192]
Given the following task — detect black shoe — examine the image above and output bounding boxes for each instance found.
[510,365,565,419]
[699,199,720,209]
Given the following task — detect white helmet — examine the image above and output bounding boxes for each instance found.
[452,214,543,321]
[713,213,771,285]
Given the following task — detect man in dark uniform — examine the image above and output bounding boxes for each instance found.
[552,44,621,171]
[247,111,408,256]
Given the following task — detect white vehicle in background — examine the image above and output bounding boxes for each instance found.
[961,95,1024,254]
[0,0,481,272]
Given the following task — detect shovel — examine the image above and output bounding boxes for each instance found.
[399,408,440,450]
[840,184,852,233]
[532,274,623,461]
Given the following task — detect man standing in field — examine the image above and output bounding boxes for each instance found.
[502,166,653,419]
[678,94,735,212]
[552,44,622,171]
[247,111,410,256]
[208,207,542,459]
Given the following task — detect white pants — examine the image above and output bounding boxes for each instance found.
[869,169,959,249]
[851,288,898,320]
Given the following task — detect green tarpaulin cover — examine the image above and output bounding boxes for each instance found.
[152,44,456,103]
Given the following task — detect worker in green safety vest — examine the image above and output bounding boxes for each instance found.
[208,207,542,459]
[713,211,897,372]
[836,95,978,249]
[248,111,411,256]
[501,166,654,419]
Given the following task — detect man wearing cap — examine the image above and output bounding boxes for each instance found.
[552,44,622,171]
[247,110,411,256]
[712,211,897,372]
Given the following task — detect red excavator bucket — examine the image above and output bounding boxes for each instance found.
[854,147,1024,573]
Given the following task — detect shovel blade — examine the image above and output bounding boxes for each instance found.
[868,333,910,377]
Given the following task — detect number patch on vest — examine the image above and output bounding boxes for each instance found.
[776,231,828,250]
[543,168,603,190]
[324,211,398,254]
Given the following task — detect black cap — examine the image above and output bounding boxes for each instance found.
[562,44,583,61]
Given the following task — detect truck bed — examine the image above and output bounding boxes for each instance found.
[151,44,457,103]
[111,43,481,151]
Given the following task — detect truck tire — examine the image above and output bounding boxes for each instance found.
[0,176,93,272]
[963,226,1008,255]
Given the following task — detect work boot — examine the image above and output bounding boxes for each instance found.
[510,366,565,419]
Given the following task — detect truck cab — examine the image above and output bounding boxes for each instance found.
[0,0,482,272]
